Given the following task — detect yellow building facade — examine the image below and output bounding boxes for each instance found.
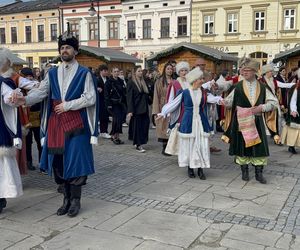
[0,2,60,68]
[191,0,300,68]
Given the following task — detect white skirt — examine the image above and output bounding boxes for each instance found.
[0,147,23,198]
[178,133,210,169]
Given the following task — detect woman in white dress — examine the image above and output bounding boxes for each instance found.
[157,67,222,179]
[0,48,23,213]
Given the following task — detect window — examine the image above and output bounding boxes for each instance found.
[50,24,58,41]
[89,22,98,40]
[0,28,6,44]
[204,15,214,34]
[38,25,44,42]
[178,16,187,36]
[25,26,31,43]
[109,20,118,39]
[284,9,295,30]
[228,13,238,33]
[161,18,170,38]
[70,23,79,40]
[254,11,265,31]
[143,19,151,39]
[11,27,17,43]
[128,20,136,39]
[26,57,33,68]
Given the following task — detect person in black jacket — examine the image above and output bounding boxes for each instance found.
[105,67,127,144]
[97,64,111,139]
[127,66,150,152]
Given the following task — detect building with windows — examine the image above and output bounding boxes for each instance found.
[191,0,300,68]
[0,0,61,68]
[60,0,124,50]
[122,0,191,66]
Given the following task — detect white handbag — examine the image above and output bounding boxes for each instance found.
[165,123,179,155]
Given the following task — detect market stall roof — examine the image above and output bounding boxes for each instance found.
[79,46,142,63]
[147,42,238,62]
[273,45,300,63]
[12,54,27,65]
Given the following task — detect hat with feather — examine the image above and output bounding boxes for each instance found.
[58,22,79,52]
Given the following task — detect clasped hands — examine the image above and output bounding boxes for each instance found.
[10,91,66,114]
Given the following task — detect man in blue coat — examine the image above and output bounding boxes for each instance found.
[12,31,98,217]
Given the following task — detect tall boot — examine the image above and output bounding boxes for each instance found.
[197,168,206,180]
[0,198,7,214]
[162,143,171,156]
[68,185,82,217]
[57,183,71,216]
[240,165,249,181]
[188,167,195,178]
[255,166,267,184]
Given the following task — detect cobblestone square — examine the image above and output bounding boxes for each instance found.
[1,129,300,249]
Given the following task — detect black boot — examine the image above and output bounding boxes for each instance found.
[255,166,267,184]
[288,146,297,154]
[188,167,195,178]
[0,198,7,214]
[68,185,82,217]
[27,161,36,171]
[162,143,171,156]
[197,168,206,180]
[57,183,71,216]
[241,165,249,181]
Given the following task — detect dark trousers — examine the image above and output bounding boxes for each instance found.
[52,155,87,186]
[100,119,109,133]
[26,127,42,163]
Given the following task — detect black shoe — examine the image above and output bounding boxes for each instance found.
[27,161,36,171]
[57,184,64,194]
[288,146,297,154]
[197,168,206,180]
[0,198,7,214]
[241,165,249,181]
[162,145,171,156]
[57,184,71,216]
[255,166,267,184]
[67,185,82,217]
[188,167,195,178]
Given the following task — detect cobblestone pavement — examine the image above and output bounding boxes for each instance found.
[1,128,300,249]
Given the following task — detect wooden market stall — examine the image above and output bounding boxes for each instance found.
[273,46,300,72]
[77,46,142,72]
[147,42,238,75]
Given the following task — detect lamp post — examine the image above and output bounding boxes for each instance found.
[88,0,100,47]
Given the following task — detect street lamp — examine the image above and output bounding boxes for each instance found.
[88,0,100,47]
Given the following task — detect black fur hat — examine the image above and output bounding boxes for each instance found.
[58,23,79,52]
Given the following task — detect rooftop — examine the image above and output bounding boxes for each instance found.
[79,45,142,63]
[147,42,238,62]
[0,0,61,15]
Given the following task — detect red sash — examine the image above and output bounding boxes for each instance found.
[47,101,84,154]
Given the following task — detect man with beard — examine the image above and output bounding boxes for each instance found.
[12,31,98,217]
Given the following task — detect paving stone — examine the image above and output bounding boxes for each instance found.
[199,228,222,244]
[0,228,29,248]
[96,206,145,231]
[225,224,282,247]
[135,240,183,250]
[41,226,143,250]
[115,209,209,248]
[220,238,265,250]
[132,182,191,202]
[5,235,44,250]
[190,246,227,250]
